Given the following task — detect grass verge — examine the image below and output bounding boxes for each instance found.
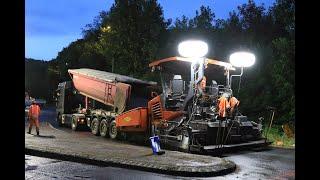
[263,125,295,148]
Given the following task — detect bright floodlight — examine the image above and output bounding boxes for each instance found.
[229,52,255,67]
[178,40,208,58]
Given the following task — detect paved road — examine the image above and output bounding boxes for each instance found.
[25,107,295,179]
[26,148,294,180]
[25,155,176,180]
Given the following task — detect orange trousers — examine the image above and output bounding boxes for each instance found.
[29,116,40,129]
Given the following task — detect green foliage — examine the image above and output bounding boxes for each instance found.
[25,58,51,100]
[189,6,215,30]
[214,0,295,124]
[263,125,295,148]
[271,37,295,123]
[85,0,169,77]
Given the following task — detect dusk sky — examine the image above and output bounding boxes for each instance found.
[26,0,275,61]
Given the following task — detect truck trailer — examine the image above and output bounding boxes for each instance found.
[56,57,270,153]
[56,68,155,136]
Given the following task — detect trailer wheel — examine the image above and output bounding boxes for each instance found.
[57,114,63,127]
[99,119,109,137]
[91,118,100,136]
[71,116,78,131]
[109,120,118,139]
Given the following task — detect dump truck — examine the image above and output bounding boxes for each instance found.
[55,68,156,136]
[56,57,270,153]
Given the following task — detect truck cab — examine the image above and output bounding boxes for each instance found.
[55,81,86,129]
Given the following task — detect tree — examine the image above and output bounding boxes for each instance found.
[173,15,190,30]
[88,0,169,77]
[189,6,215,30]
[271,37,295,123]
[269,0,295,38]
[269,0,295,123]
[25,59,50,100]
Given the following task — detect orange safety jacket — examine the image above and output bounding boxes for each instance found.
[218,96,230,118]
[28,104,41,118]
[218,96,240,118]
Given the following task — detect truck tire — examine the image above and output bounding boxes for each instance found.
[91,118,100,136]
[71,116,78,131]
[109,120,117,139]
[99,119,109,137]
[57,114,63,127]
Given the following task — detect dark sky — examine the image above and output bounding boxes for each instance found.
[25,0,275,61]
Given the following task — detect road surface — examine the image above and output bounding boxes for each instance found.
[26,147,294,180]
[25,107,295,179]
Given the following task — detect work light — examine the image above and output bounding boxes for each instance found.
[178,40,208,58]
[229,52,255,67]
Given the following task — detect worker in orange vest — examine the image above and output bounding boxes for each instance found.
[218,95,240,118]
[218,94,230,118]
[27,100,41,135]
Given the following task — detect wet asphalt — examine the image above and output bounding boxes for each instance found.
[25,107,295,179]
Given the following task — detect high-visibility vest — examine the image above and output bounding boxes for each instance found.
[28,104,41,118]
[218,96,230,117]
[218,96,240,117]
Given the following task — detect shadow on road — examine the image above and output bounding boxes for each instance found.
[208,146,274,158]
[32,134,56,138]
[25,165,38,171]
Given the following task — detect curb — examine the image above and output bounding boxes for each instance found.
[25,148,236,177]
[26,123,237,177]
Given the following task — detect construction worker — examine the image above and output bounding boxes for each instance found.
[218,93,230,118]
[198,76,207,94]
[27,100,41,135]
[218,95,240,118]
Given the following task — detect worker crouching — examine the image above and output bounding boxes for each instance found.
[218,94,240,118]
[28,100,41,135]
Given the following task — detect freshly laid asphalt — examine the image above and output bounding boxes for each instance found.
[25,122,235,177]
[25,148,295,179]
